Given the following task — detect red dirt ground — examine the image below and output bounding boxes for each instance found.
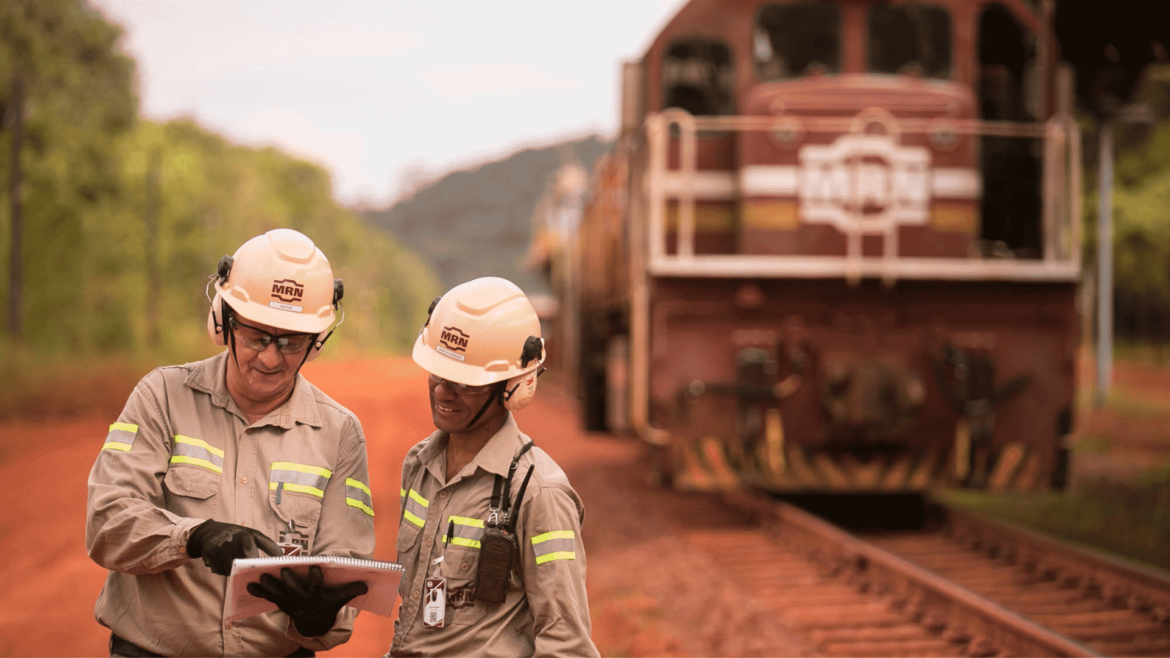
[0,359,808,657]
[0,355,1166,657]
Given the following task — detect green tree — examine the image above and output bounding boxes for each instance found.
[113,119,441,359]
[1082,65,1170,342]
[0,0,136,345]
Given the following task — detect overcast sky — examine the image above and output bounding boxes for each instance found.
[90,0,688,206]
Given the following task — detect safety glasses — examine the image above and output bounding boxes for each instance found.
[229,316,314,354]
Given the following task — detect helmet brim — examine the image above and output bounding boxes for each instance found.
[412,332,532,386]
[219,284,334,334]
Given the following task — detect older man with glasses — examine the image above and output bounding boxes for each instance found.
[86,229,375,657]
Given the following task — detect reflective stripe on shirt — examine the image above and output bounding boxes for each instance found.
[403,489,429,527]
[531,530,576,564]
[170,435,225,473]
[442,515,485,549]
[345,478,375,516]
[269,462,333,498]
[102,422,139,452]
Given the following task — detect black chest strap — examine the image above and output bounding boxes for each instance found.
[489,441,534,531]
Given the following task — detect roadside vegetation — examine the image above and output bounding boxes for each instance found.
[0,1,440,420]
[941,464,1170,572]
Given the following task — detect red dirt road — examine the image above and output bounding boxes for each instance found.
[0,358,807,657]
[4,355,1166,657]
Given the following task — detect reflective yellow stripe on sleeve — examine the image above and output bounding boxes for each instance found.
[102,422,139,452]
[531,530,576,564]
[345,478,375,517]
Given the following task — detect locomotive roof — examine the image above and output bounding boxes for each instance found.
[644,0,1042,62]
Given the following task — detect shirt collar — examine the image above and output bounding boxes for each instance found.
[185,350,323,429]
[417,413,527,484]
[474,413,527,477]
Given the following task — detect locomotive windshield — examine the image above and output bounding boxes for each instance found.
[662,39,736,115]
[868,3,952,79]
[754,2,841,81]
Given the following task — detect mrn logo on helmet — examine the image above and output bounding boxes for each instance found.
[439,327,469,353]
[271,279,305,303]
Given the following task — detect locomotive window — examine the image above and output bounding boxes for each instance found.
[868,3,952,80]
[755,2,841,81]
[662,40,736,116]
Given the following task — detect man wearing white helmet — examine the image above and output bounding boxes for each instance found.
[389,277,599,657]
[86,229,375,657]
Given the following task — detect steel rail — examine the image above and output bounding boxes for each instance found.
[725,490,1101,657]
[938,502,1170,622]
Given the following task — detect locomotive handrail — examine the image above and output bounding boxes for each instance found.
[643,110,1083,283]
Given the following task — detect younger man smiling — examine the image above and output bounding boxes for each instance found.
[389,277,599,657]
[87,229,374,657]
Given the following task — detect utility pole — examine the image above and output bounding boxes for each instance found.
[1094,102,1153,407]
[1095,121,1113,407]
[145,148,161,347]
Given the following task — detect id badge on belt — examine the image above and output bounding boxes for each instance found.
[423,556,446,628]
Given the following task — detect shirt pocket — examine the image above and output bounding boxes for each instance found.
[395,514,423,556]
[268,461,330,553]
[439,517,489,626]
[164,465,220,499]
[164,435,224,500]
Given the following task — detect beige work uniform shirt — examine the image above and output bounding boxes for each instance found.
[86,351,376,657]
[389,414,599,657]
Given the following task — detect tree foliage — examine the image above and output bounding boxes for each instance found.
[1084,66,1170,313]
[0,0,137,342]
[0,0,439,364]
[104,120,441,358]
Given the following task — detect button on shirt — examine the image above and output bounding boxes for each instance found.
[86,351,376,657]
[391,414,599,657]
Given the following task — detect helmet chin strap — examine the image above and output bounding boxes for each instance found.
[464,383,504,430]
[223,303,243,371]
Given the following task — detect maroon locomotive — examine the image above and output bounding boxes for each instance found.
[544,0,1081,492]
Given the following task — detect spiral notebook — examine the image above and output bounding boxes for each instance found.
[226,555,404,622]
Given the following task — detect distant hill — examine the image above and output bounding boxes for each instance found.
[361,135,612,295]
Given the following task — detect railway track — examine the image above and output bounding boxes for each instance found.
[654,488,1170,657]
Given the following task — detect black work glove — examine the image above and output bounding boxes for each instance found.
[186,519,282,576]
[246,565,369,637]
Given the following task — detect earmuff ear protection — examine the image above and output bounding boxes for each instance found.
[205,256,235,346]
[502,336,545,411]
